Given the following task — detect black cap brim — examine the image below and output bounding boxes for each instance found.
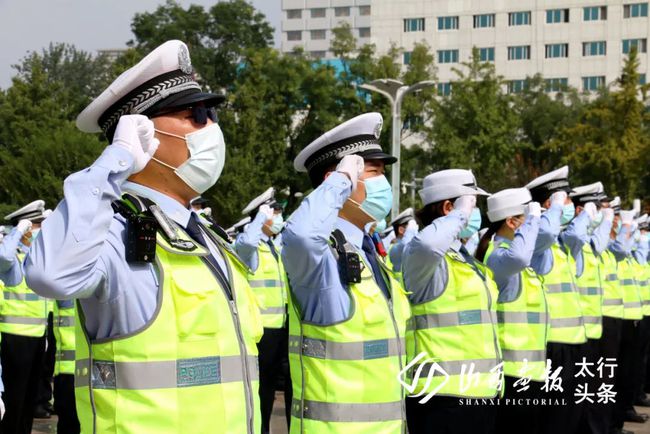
[146,89,225,116]
[360,150,397,165]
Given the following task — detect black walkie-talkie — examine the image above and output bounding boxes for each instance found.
[331,229,362,284]
[125,213,157,263]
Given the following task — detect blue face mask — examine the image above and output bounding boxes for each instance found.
[374,219,387,233]
[616,220,623,234]
[269,214,284,234]
[360,175,393,222]
[459,208,482,239]
[561,203,575,225]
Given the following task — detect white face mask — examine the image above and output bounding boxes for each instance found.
[152,123,226,194]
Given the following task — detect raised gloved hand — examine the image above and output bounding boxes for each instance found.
[550,191,568,208]
[112,115,160,174]
[453,195,477,220]
[336,155,365,191]
[406,219,419,232]
[602,208,614,222]
[0,394,5,420]
[42,209,53,219]
[525,202,542,218]
[583,202,598,221]
[620,210,636,226]
[202,207,212,217]
[16,219,32,236]
[257,204,274,221]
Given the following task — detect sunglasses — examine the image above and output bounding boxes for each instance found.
[152,105,218,124]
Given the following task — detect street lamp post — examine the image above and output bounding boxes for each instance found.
[358,79,436,220]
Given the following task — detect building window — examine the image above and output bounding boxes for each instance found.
[473,14,496,28]
[508,45,531,60]
[640,74,647,85]
[287,9,302,19]
[583,76,606,91]
[311,30,326,40]
[546,9,570,23]
[509,11,531,26]
[403,52,412,65]
[545,78,569,92]
[583,6,607,21]
[583,41,607,56]
[310,8,326,18]
[310,51,326,59]
[437,82,452,96]
[438,49,459,64]
[287,31,302,41]
[438,16,459,30]
[624,3,649,17]
[404,18,425,32]
[508,80,528,93]
[623,38,648,53]
[359,27,371,38]
[545,43,569,58]
[359,5,371,16]
[334,7,350,17]
[479,47,495,62]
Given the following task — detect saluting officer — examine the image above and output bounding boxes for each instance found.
[386,208,418,276]
[24,40,263,434]
[282,113,411,433]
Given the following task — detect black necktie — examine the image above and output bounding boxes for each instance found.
[362,234,391,298]
[266,239,279,262]
[185,214,232,298]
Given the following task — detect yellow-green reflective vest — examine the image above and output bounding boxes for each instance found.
[75,229,263,434]
[632,257,650,316]
[540,243,586,344]
[601,250,624,319]
[619,257,643,320]
[409,251,502,398]
[485,242,548,381]
[288,244,411,434]
[0,253,49,337]
[248,241,288,329]
[574,243,604,339]
[53,300,75,375]
[385,245,404,285]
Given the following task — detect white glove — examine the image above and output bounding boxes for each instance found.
[112,115,160,174]
[0,394,4,420]
[406,219,419,232]
[525,202,542,218]
[16,219,32,236]
[633,199,641,217]
[550,191,568,207]
[42,209,53,219]
[336,155,365,191]
[583,202,598,221]
[620,210,636,225]
[453,195,477,220]
[202,207,212,217]
[602,208,614,222]
[257,204,274,221]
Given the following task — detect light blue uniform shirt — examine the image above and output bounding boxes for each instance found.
[0,227,27,287]
[388,226,417,272]
[234,211,268,272]
[486,214,541,303]
[609,226,633,262]
[25,145,228,340]
[401,210,469,304]
[530,204,570,275]
[281,172,382,326]
[633,237,649,264]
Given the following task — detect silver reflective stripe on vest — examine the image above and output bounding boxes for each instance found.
[288,336,400,360]
[501,349,546,363]
[549,317,584,328]
[496,311,547,324]
[643,300,650,306]
[76,355,258,390]
[624,301,642,309]
[582,315,602,325]
[3,292,43,301]
[248,279,283,288]
[414,309,493,329]
[603,298,623,306]
[0,315,47,325]
[605,274,618,282]
[292,399,402,423]
[57,350,75,361]
[578,286,601,296]
[57,316,75,327]
[621,279,636,286]
[419,358,499,376]
[260,306,286,316]
[545,283,574,294]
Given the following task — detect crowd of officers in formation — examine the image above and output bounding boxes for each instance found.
[0,39,648,434]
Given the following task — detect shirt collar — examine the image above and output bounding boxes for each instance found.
[122,181,192,227]
[493,234,512,245]
[450,239,463,253]
[336,217,365,250]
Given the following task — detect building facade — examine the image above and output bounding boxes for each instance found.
[281,0,649,93]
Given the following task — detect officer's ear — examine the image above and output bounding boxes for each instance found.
[441,200,454,216]
[575,205,585,215]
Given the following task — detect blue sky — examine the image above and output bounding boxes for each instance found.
[0,0,281,88]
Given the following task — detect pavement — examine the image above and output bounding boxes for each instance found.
[31,394,650,433]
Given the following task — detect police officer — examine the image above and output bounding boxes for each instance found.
[402,169,502,434]
[476,188,547,434]
[24,40,262,434]
[52,296,79,433]
[234,188,291,434]
[0,201,50,434]
[282,112,411,433]
[386,208,418,275]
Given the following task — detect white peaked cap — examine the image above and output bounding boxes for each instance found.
[242,187,275,215]
[487,188,532,222]
[389,208,415,227]
[419,169,488,206]
[570,182,604,203]
[5,200,46,224]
